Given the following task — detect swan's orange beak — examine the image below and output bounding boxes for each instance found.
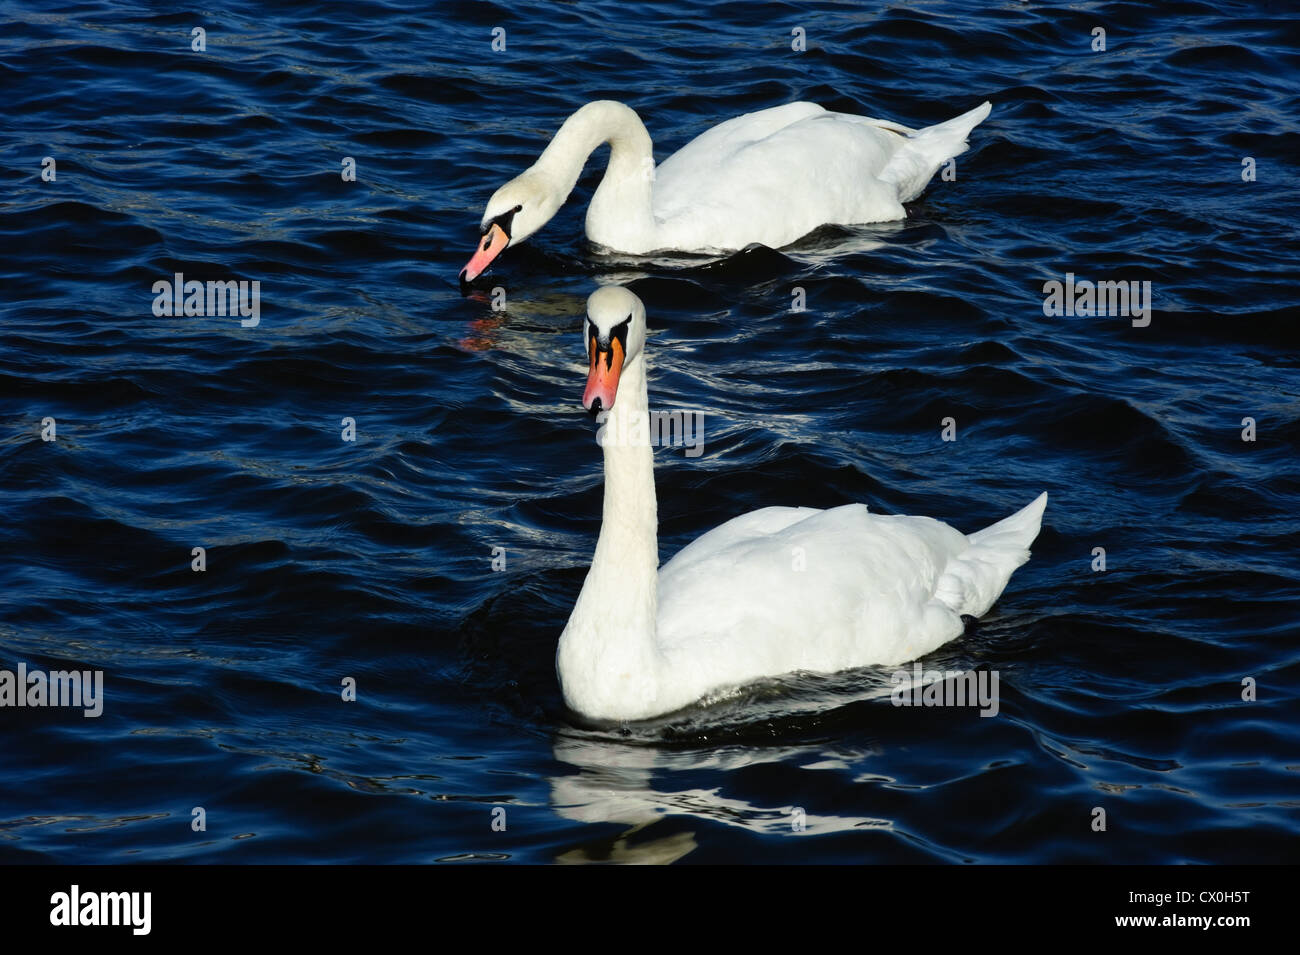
[583,335,624,414]
[460,222,509,284]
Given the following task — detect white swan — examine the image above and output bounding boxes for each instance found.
[461,99,993,282]
[558,286,1046,722]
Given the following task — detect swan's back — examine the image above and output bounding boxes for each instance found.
[651,494,1046,711]
[656,102,829,168]
[652,104,910,250]
[648,101,991,252]
[655,503,967,667]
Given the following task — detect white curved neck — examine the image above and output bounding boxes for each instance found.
[558,353,662,716]
[531,101,657,251]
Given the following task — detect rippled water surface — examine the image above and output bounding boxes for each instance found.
[2,1,1298,863]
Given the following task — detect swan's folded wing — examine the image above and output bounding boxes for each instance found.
[654,504,971,684]
[653,112,908,250]
[660,505,823,575]
[658,102,828,174]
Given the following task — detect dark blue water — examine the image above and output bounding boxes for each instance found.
[2,0,1297,864]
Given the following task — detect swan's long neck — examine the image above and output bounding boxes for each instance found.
[532,101,657,252]
[558,353,662,717]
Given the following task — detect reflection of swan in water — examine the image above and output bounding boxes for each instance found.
[548,730,891,864]
[546,669,928,863]
[456,221,901,353]
[453,287,582,353]
[555,820,697,865]
[586,224,899,275]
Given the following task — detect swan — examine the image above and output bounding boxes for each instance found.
[558,286,1046,722]
[460,99,993,284]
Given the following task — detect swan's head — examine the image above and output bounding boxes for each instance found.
[459,174,560,285]
[583,286,646,415]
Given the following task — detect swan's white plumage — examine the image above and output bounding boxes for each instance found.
[471,100,993,264]
[557,287,1045,722]
[650,102,992,251]
[653,497,1046,707]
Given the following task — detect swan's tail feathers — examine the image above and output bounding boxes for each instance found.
[934,491,1047,619]
[879,100,993,204]
[967,490,1047,551]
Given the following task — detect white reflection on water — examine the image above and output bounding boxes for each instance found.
[544,666,923,863]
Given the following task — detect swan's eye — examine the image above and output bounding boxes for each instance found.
[588,317,629,363]
[609,317,631,360]
[486,204,524,240]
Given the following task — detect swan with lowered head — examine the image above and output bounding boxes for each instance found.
[461,99,993,283]
[558,286,1046,722]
